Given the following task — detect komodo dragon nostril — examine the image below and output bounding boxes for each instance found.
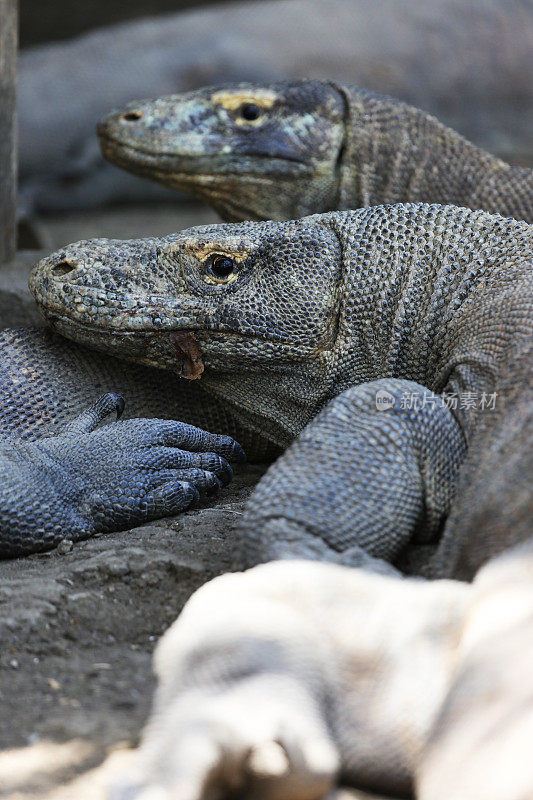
[51,260,76,279]
[122,110,143,122]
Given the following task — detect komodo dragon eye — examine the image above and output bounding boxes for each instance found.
[238,102,263,122]
[206,254,237,282]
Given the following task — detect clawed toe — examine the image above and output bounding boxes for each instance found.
[61,392,126,436]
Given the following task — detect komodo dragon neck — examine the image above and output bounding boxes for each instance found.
[335,86,531,222]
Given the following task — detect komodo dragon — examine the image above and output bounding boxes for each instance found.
[109,539,533,800]
[3,202,527,582]
[98,81,533,223]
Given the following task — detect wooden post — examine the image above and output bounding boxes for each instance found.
[0,0,17,263]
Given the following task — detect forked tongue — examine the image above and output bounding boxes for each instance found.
[170,331,205,380]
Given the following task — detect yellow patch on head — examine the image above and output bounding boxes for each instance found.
[168,235,255,262]
[211,88,278,112]
[188,243,250,263]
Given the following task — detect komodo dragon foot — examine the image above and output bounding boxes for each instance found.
[109,543,533,800]
[0,392,244,558]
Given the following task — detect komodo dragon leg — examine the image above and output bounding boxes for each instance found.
[0,326,286,557]
[237,379,466,573]
[108,541,533,800]
[0,391,244,558]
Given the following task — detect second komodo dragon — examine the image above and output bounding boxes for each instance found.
[0,203,529,578]
[98,80,533,223]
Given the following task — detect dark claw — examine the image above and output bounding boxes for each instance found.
[215,435,246,464]
[204,472,222,496]
[61,392,127,436]
[115,394,126,420]
[92,391,126,423]
[185,482,201,506]
[232,441,246,464]
[217,461,233,487]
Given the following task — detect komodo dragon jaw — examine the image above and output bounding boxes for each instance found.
[98,81,346,221]
[98,80,533,224]
[29,216,343,425]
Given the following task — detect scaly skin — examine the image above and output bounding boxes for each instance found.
[0,328,249,558]
[109,541,533,800]
[98,81,533,223]
[27,203,532,578]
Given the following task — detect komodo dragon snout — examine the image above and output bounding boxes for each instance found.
[29,217,343,376]
[98,81,346,221]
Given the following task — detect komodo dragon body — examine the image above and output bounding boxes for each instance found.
[3,202,526,581]
[114,539,533,800]
[98,80,533,223]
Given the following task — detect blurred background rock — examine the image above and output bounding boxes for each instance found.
[20,0,231,46]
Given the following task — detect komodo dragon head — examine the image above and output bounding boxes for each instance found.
[98,81,346,222]
[30,216,343,441]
